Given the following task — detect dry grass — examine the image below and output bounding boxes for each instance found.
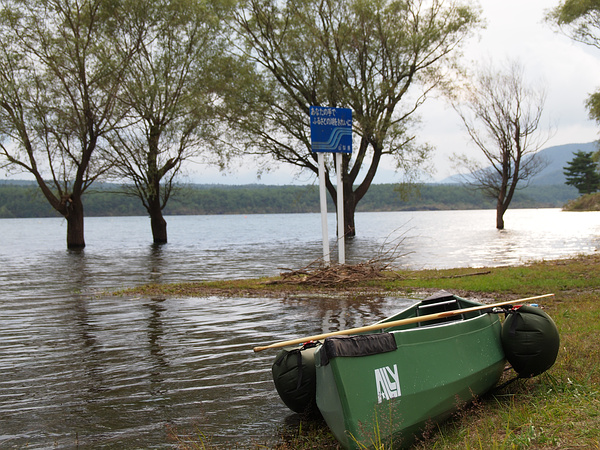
[563,192,600,211]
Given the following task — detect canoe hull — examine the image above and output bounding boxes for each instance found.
[315,297,505,449]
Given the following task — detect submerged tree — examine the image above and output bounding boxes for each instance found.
[451,60,550,230]
[231,0,480,237]
[0,0,139,248]
[107,0,237,244]
[564,150,600,194]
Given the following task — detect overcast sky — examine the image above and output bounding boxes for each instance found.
[194,0,600,185]
[420,0,600,181]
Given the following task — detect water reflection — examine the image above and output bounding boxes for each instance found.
[72,296,104,392]
[145,297,168,375]
[281,295,401,336]
[148,244,167,283]
[0,290,414,448]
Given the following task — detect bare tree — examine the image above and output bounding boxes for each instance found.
[451,60,550,229]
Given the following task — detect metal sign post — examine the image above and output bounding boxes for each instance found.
[317,152,330,264]
[335,153,345,264]
[309,106,352,265]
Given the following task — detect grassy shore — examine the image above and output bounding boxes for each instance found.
[122,254,600,449]
[563,192,600,211]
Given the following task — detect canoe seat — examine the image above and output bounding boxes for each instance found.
[416,298,462,327]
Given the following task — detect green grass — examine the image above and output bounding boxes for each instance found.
[129,255,600,449]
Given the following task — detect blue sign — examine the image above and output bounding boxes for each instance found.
[310,106,352,154]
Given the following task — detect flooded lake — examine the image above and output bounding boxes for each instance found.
[0,209,599,448]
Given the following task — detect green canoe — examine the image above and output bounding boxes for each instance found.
[314,292,506,448]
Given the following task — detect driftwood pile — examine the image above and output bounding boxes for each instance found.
[272,231,411,287]
[276,260,393,287]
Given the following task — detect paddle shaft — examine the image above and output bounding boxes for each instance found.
[252,293,554,352]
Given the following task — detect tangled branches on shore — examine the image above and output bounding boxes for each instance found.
[276,260,393,287]
[274,230,411,287]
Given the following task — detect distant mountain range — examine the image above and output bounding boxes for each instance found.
[441,141,599,185]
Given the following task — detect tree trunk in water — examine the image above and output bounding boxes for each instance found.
[496,175,508,230]
[148,196,168,244]
[150,212,168,244]
[66,196,85,249]
[496,203,506,230]
[343,192,357,238]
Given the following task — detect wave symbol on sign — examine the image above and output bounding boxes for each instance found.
[311,128,352,152]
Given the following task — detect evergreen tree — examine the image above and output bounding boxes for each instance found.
[563,150,600,194]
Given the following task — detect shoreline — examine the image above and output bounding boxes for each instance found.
[114,253,600,300]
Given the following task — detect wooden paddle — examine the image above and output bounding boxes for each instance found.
[252,293,554,352]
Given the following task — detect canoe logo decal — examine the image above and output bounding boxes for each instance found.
[374,364,401,403]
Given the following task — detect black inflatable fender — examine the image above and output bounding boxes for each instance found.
[501,305,560,378]
[271,342,319,414]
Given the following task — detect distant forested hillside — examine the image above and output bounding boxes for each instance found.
[0,181,579,218]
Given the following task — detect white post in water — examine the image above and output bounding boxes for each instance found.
[335,153,345,264]
[318,152,330,265]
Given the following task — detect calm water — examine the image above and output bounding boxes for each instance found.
[0,209,599,448]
